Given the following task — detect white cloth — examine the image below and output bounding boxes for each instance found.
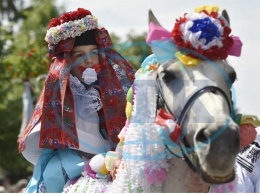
[235,127,260,193]
[22,76,110,165]
[19,81,34,138]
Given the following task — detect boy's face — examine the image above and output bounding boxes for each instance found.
[71,45,99,82]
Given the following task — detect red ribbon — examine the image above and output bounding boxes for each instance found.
[155,108,182,142]
[92,64,101,73]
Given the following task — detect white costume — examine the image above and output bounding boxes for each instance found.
[235,127,260,192]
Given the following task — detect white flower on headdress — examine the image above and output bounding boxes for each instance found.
[82,68,97,85]
[180,12,224,50]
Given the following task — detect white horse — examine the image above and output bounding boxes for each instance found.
[63,8,241,193]
[157,59,239,192]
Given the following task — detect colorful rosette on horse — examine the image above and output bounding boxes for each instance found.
[172,6,234,60]
[147,5,243,66]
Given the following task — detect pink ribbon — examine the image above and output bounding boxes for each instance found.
[146,22,172,44]
[227,36,243,57]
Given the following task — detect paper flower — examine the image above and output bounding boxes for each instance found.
[171,7,234,60]
[82,68,97,85]
[144,167,167,184]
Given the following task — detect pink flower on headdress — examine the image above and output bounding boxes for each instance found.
[60,26,65,33]
[88,18,95,25]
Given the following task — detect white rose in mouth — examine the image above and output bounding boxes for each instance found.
[82,68,97,85]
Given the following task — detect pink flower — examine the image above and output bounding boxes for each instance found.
[144,167,167,184]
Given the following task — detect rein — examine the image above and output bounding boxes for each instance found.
[156,75,233,172]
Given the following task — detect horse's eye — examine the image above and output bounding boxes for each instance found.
[228,71,237,83]
[161,71,175,83]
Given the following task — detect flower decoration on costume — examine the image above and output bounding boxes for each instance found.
[82,68,98,85]
[171,6,234,60]
[45,8,98,45]
[144,167,167,184]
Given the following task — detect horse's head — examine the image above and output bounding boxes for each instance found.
[148,6,242,184]
[157,58,239,184]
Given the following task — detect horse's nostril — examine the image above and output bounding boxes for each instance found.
[196,128,210,144]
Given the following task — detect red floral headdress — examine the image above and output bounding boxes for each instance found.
[45,8,98,45]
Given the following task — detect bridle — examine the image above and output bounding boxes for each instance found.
[156,75,233,172]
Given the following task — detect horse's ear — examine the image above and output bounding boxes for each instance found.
[149,9,162,26]
[222,9,230,26]
[147,9,176,64]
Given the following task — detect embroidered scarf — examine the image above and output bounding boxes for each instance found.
[18,28,135,152]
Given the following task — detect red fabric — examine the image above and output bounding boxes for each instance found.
[19,38,78,151]
[169,125,182,142]
[18,28,135,152]
[155,108,182,142]
[155,108,175,127]
[95,28,135,143]
[39,54,78,149]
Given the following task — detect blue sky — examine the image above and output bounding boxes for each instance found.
[56,0,260,117]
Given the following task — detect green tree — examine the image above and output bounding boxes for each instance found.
[0,0,61,183]
[0,0,24,23]
[113,30,152,70]
[4,0,63,80]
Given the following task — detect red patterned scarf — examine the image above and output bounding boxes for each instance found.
[18,28,135,152]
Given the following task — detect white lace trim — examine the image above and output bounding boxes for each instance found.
[69,75,102,119]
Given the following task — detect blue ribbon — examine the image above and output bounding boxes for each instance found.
[141,54,158,73]
[149,38,177,65]
[156,125,183,158]
[25,149,85,193]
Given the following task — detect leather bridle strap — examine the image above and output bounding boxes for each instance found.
[156,76,232,121]
[176,85,232,126]
[156,76,233,172]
